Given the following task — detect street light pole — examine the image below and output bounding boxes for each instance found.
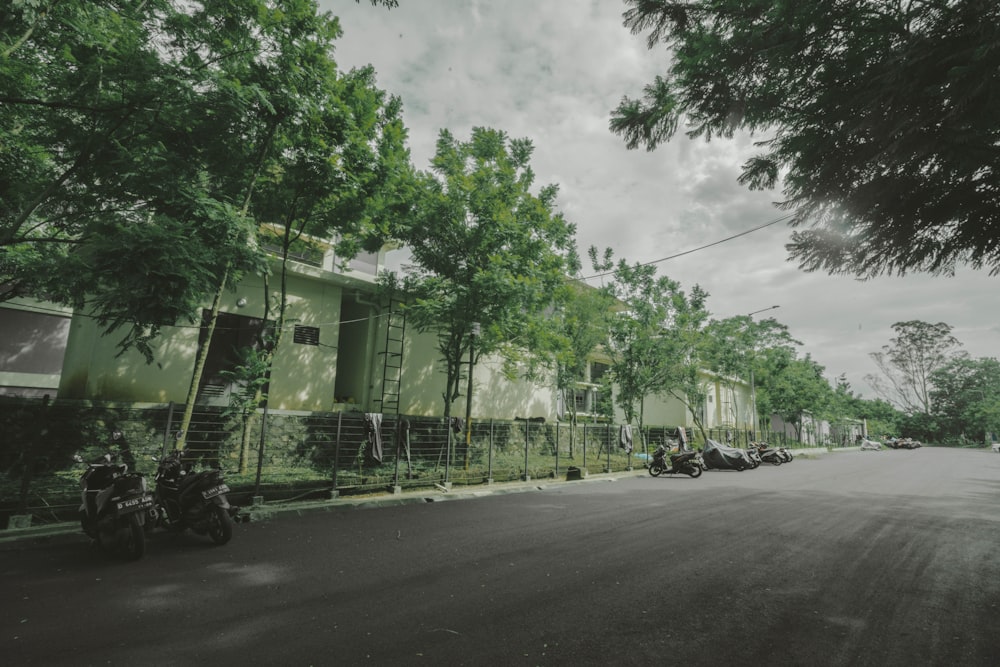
[747,305,780,441]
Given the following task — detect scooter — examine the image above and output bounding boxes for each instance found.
[151,450,237,545]
[749,443,783,466]
[648,445,703,478]
[76,453,153,560]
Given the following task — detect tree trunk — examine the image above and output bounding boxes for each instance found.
[177,267,229,450]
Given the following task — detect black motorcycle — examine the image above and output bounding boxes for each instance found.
[648,445,703,478]
[76,453,154,560]
[151,450,236,545]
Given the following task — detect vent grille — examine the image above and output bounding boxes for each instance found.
[293,325,320,346]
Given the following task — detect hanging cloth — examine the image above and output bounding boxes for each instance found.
[619,424,633,453]
[364,413,383,463]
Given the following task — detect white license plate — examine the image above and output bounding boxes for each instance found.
[117,494,154,514]
[201,484,230,500]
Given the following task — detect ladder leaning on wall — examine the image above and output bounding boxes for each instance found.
[375,296,405,416]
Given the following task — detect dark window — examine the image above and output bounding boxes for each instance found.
[590,362,609,383]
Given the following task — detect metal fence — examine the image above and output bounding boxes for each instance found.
[0,397,804,526]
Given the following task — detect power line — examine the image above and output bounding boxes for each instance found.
[574,213,795,282]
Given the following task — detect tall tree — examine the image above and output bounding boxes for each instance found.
[390,127,576,430]
[611,0,1000,277]
[866,320,964,415]
[930,356,1000,444]
[701,314,798,430]
[766,355,832,442]
[175,0,414,460]
[597,252,709,439]
[0,0,264,360]
[551,276,615,425]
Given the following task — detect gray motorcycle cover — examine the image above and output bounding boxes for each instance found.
[702,439,751,470]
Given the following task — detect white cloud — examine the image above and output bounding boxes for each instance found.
[325,0,998,397]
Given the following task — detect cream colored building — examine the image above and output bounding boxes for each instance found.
[1,245,753,432]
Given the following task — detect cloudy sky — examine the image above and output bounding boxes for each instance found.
[325,0,997,397]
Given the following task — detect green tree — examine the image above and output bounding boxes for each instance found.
[390,127,576,432]
[611,0,1000,277]
[701,313,798,432]
[173,0,414,465]
[551,277,615,425]
[930,356,1000,444]
[765,355,831,443]
[597,253,709,440]
[0,0,264,360]
[866,320,964,415]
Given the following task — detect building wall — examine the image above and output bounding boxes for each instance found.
[0,300,72,397]
[57,265,349,411]
[27,253,754,430]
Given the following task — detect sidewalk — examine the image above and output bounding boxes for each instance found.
[0,469,640,548]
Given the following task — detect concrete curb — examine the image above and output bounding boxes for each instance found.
[0,471,638,548]
[1,447,853,548]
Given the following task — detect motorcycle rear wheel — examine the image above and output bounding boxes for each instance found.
[207,504,233,545]
[648,463,664,477]
[121,514,146,560]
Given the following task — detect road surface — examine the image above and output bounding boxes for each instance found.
[2,447,999,666]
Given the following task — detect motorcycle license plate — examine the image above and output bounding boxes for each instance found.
[201,484,230,500]
[117,494,154,514]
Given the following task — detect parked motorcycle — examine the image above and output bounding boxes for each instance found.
[749,443,783,466]
[648,445,703,478]
[151,450,237,545]
[76,453,153,560]
[745,447,762,469]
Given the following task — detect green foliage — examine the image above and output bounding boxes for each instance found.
[866,320,964,415]
[389,127,577,420]
[551,280,615,421]
[701,313,799,428]
[929,356,1000,443]
[0,0,280,360]
[762,355,832,440]
[612,0,1000,277]
[597,251,709,433]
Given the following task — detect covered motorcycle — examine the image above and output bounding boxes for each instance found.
[701,439,752,471]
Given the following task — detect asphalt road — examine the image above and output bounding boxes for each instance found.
[2,447,999,666]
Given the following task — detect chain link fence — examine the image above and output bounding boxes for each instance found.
[1,397,803,527]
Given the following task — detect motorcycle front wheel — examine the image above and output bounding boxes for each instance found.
[686,465,702,479]
[207,504,233,545]
[648,463,664,477]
